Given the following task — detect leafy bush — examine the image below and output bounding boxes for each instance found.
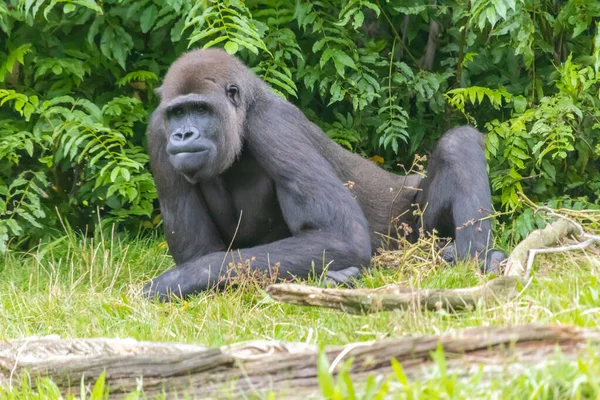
[1,0,600,251]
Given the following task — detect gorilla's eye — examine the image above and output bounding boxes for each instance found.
[226,84,240,106]
[171,107,184,118]
[193,103,208,114]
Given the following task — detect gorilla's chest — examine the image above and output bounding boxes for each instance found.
[198,155,290,247]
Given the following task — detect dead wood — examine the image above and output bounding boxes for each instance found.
[504,218,582,277]
[266,276,521,314]
[1,324,598,399]
[504,205,600,279]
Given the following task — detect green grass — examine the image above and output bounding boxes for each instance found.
[1,230,599,398]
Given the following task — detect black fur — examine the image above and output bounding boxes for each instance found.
[143,49,505,301]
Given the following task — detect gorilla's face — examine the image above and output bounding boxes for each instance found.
[164,84,242,183]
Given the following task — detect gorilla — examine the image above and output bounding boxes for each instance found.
[143,48,506,300]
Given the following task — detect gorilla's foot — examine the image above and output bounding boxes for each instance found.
[484,249,507,275]
[438,241,507,275]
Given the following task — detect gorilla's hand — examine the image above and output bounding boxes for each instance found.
[142,268,186,302]
[322,266,361,287]
[142,262,218,302]
[439,242,457,263]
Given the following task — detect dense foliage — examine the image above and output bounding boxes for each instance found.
[1,0,600,252]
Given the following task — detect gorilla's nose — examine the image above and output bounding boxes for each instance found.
[168,126,209,155]
[172,127,200,142]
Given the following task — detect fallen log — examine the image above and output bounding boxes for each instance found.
[266,276,522,314]
[1,324,598,399]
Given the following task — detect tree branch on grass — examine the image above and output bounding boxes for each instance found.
[505,206,600,279]
[266,276,521,314]
[1,325,600,399]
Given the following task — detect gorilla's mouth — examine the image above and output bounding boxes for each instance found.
[168,148,212,175]
[167,144,210,156]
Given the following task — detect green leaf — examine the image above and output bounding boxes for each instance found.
[353,11,364,29]
[171,18,185,42]
[110,166,121,183]
[90,370,106,400]
[573,22,588,39]
[63,4,76,13]
[333,50,356,69]
[140,5,159,34]
[513,95,527,113]
[541,159,556,180]
[52,64,63,75]
[485,132,497,153]
[468,88,477,105]
[270,69,297,90]
[0,231,9,253]
[121,168,131,181]
[224,41,239,54]
[71,0,102,13]
[320,48,335,67]
[493,0,507,19]
[202,36,230,50]
[391,358,408,385]
[317,351,335,397]
[1,44,32,82]
[122,390,141,400]
[312,38,327,53]
[87,16,103,46]
[5,219,22,236]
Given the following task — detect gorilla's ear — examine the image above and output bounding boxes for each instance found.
[226,84,240,107]
[155,86,164,99]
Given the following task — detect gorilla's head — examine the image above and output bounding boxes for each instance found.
[155,49,260,183]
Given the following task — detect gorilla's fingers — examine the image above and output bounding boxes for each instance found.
[439,242,457,263]
[141,266,202,302]
[142,279,177,303]
[323,266,361,287]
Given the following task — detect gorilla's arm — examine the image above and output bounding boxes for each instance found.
[143,98,373,300]
[143,233,366,300]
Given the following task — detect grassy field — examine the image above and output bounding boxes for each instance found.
[1,227,599,398]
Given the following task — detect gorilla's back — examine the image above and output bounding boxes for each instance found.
[313,131,422,251]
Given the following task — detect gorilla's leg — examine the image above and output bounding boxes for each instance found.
[415,126,506,273]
